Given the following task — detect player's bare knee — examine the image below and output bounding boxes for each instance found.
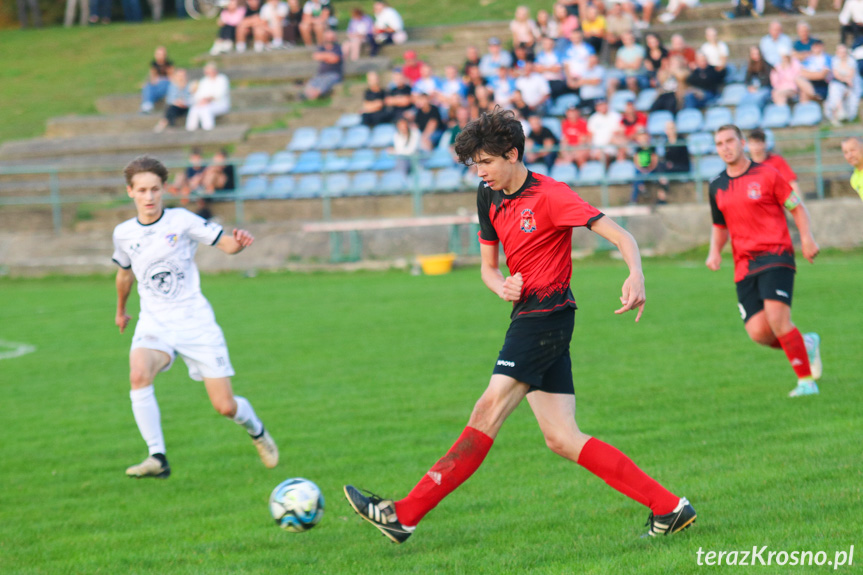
[213,399,236,417]
[129,368,154,389]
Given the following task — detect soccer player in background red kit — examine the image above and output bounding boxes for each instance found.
[343,108,696,543]
[707,125,822,398]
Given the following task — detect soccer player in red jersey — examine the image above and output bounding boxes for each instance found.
[747,129,800,198]
[707,125,822,397]
[344,108,696,543]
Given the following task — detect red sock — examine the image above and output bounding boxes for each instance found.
[394,426,493,527]
[777,328,811,378]
[577,437,679,516]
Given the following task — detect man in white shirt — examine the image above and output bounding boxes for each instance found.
[479,37,514,82]
[568,53,605,111]
[371,0,406,54]
[113,156,278,479]
[587,99,624,160]
[186,62,231,132]
[840,0,863,44]
[514,62,551,114]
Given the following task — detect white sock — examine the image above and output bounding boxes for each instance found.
[236,42,246,53]
[233,396,264,436]
[254,41,264,52]
[130,386,166,455]
[271,39,283,47]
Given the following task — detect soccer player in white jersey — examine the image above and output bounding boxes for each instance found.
[113,156,278,478]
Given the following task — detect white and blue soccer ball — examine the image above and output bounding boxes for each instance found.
[269,478,324,532]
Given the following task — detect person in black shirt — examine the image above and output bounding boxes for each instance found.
[630,129,658,204]
[462,45,482,77]
[385,70,413,120]
[524,114,559,172]
[141,46,174,114]
[360,71,390,127]
[283,0,303,47]
[656,121,690,204]
[683,51,724,109]
[303,30,343,100]
[412,92,443,151]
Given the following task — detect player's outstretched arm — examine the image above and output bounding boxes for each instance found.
[480,242,522,302]
[706,225,729,271]
[216,228,255,255]
[788,203,820,263]
[115,267,135,334]
[589,216,645,322]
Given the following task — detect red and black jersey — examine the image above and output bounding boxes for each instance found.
[477,171,604,319]
[761,153,797,184]
[709,161,795,283]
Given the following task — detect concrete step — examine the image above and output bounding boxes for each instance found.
[665,12,840,43]
[95,84,304,115]
[220,56,392,84]
[0,152,189,176]
[46,107,290,139]
[0,176,125,199]
[0,125,249,160]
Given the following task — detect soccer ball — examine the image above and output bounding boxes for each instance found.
[269,478,325,532]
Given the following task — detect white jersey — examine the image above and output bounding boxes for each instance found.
[112,208,223,325]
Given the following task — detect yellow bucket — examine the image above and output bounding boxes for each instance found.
[417,253,456,275]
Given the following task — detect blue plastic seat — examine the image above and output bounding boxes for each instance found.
[761,104,791,128]
[266,175,295,198]
[526,163,549,176]
[550,163,577,183]
[316,127,344,151]
[697,155,725,179]
[347,149,376,172]
[378,171,408,194]
[703,107,734,132]
[738,87,771,109]
[435,167,464,191]
[686,132,715,156]
[342,125,371,149]
[635,88,658,112]
[287,127,318,152]
[647,110,675,136]
[541,117,562,140]
[238,152,270,176]
[292,151,324,174]
[295,174,324,198]
[424,147,456,169]
[675,109,704,134]
[371,150,397,171]
[350,171,379,195]
[734,105,762,131]
[410,169,436,192]
[549,93,581,116]
[790,102,822,127]
[725,62,747,84]
[323,151,350,173]
[369,123,397,148]
[241,175,268,198]
[265,151,296,175]
[579,161,606,183]
[611,89,636,113]
[463,170,483,189]
[717,83,748,107]
[324,173,351,196]
[607,160,636,181]
[335,113,362,128]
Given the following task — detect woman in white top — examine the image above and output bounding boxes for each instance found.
[699,27,729,76]
[825,44,862,125]
[391,117,421,175]
[186,63,231,132]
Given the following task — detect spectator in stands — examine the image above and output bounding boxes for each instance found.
[770,0,796,14]
[462,46,482,76]
[140,46,173,114]
[386,70,414,119]
[759,21,793,68]
[650,56,682,113]
[683,51,723,109]
[769,49,808,105]
[186,62,230,131]
[446,106,470,159]
[283,0,303,47]
[154,68,192,133]
[514,61,552,114]
[840,0,863,45]
[793,21,817,60]
[580,4,606,56]
[605,2,635,52]
[747,129,799,195]
[210,0,246,55]
[742,46,773,107]
[371,0,406,55]
[609,31,647,95]
[587,99,625,162]
[824,43,862,125]
[464,64,488,105]
[510,6,540,51]
[412,92,444,151]
[259,0,288,50]
[553,3,581,51]
[391,117,421,175]
[201,149,237,195]
[413,63,441,99]
[620,100,647,142]
[722,0,764,19]
[573,53,606,113]
[657,120,689,203]
[300,0,332,46]
[658,0,699,24]
[170,148,207,203]
[343,7,374,61]
[800,40,831,101]
[623,0,658,31]
[563,29,595,81]
[492,66,517,108]
[700,27,729,79]
[525,114,559,172]
[512,43,534,70]
[479,37,514,81]
[402,50,424,85]
[669,34,697,68]
[630,128,658,204]
[643,33,669,84]
[536,9,558,40]
[534,36,567,98]
[560,106,591,166]
[508,90,532,119]
[438,65,467,112]
[360,71,390,127]
[303,29,343,100]
[235,0,264,53]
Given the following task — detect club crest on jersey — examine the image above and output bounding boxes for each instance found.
[520,209,536,233]
[747,182,762,200]
[165,233,178,247]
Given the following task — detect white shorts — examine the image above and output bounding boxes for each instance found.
[131,314,235,381]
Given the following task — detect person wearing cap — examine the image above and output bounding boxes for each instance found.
[759,21,793,68]
[402,50,424,85]
[479,37,513,82]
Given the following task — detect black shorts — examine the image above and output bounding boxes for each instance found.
[492,308,575,395]
[735,266,795,323]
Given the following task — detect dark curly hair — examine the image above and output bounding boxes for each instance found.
[454,107,525,166]
[123,155,169,186]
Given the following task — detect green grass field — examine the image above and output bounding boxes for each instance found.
[1,251,860,574]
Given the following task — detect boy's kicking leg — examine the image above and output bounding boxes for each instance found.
[204,377,279,468]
